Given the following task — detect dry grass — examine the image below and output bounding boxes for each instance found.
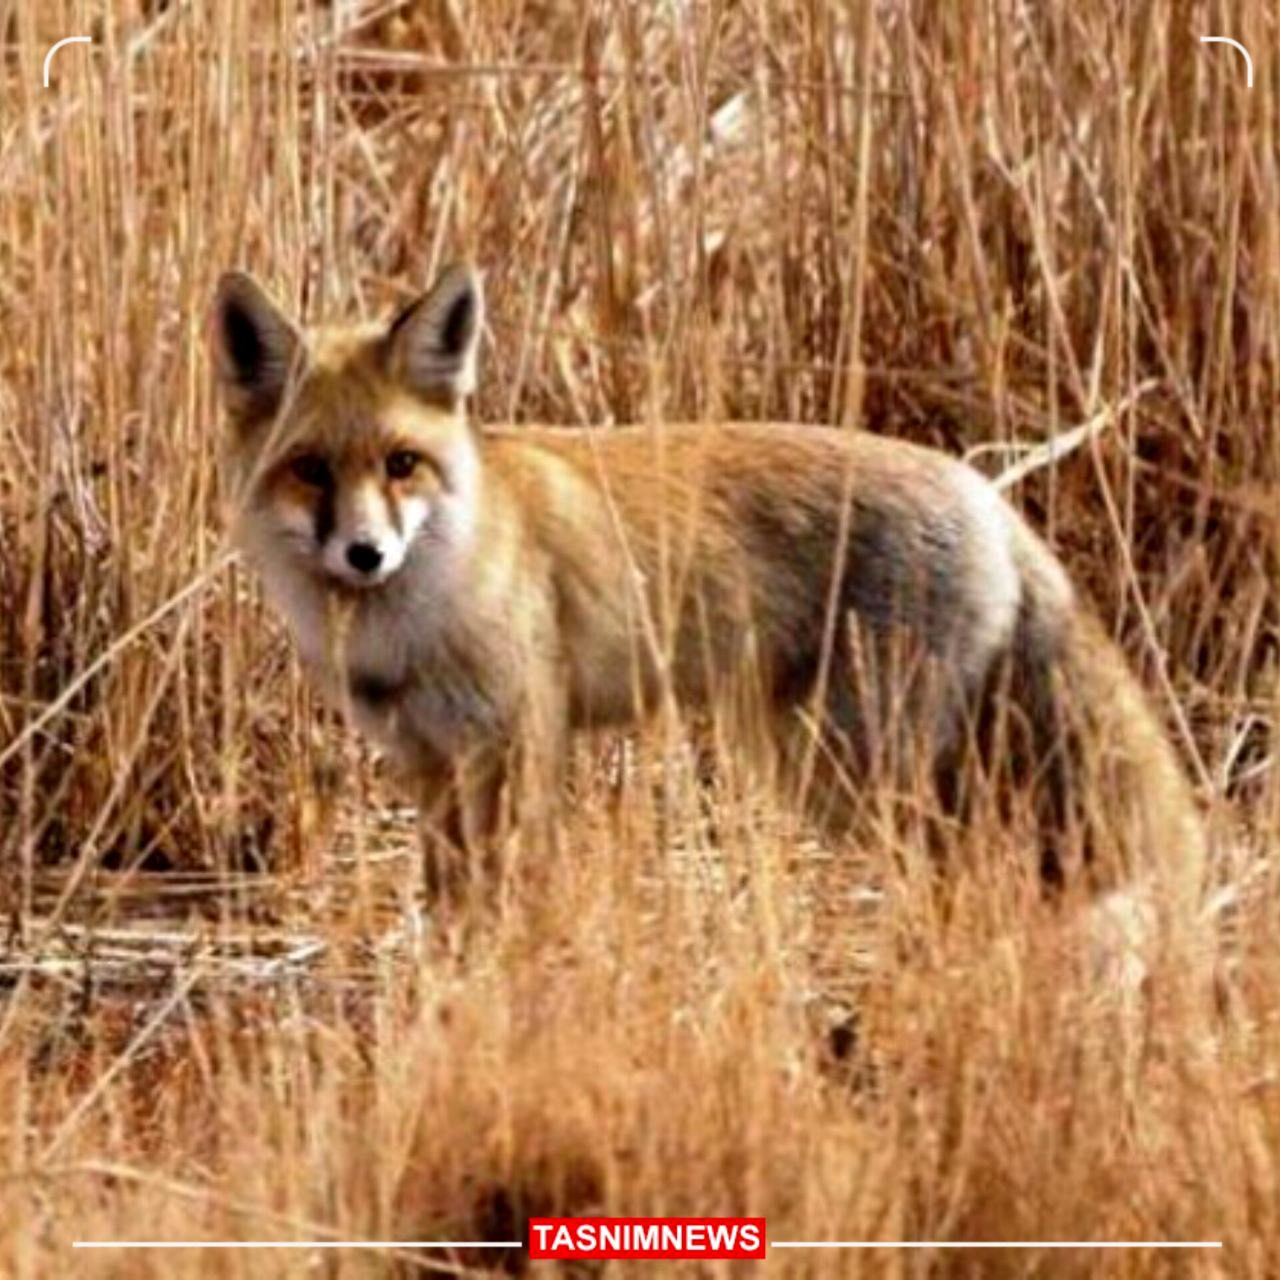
[1,0,1278,1275]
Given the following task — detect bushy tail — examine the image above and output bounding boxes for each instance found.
[1007,527,1206,895]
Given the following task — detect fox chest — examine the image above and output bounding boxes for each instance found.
[278,598,501,763]
[330,676,502,774]
[341,664,509,768]
[340,618,515,764]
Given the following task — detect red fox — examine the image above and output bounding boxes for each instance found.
[211,263,1203,894]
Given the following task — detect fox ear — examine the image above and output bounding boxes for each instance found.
[210,272,304,423]
[384,263,484,407]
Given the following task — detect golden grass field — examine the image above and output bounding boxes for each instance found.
[1,1,1278,1275]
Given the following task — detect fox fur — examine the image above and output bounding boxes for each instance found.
[211,263,1204,894]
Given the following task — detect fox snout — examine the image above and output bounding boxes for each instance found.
[322,529,403,589]
[318,477,416,588]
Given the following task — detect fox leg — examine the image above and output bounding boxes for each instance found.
[781,618,973,841]
[411,745,509,902]
[508,677,571,851]
[415,699,568,903]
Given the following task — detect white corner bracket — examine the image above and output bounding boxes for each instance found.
[1200,36,1254,88]
[43,35,93,88]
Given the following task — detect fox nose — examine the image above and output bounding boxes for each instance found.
[345,542,384,575]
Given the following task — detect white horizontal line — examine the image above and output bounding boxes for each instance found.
[73,1241,521,1250]
[72,1239,1226,1252]
[769,1242,1223,1249]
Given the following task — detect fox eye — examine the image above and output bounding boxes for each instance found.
[386,450,422,481]
[289,454,330,487]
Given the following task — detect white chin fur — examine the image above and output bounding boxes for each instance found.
[325,565,395,590]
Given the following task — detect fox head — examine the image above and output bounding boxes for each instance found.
[210,264,483,590]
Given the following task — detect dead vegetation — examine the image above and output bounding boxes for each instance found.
[0,0,1277,1275]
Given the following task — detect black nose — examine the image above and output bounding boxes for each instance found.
[345,542,384,574]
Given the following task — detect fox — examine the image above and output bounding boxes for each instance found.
[210,262,1204,898]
